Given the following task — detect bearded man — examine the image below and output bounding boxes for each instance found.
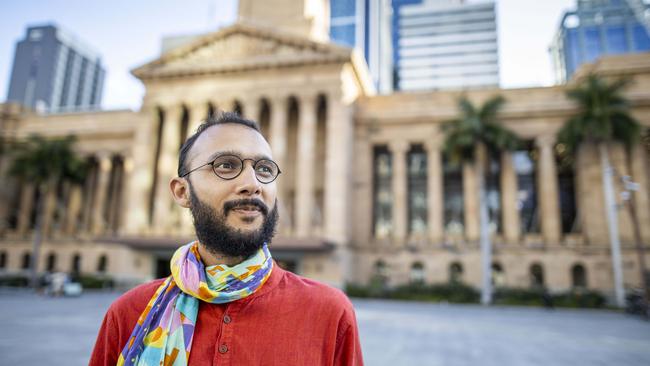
[89,112,363,365]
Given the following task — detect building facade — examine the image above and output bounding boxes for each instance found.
[550,0,650,83]
[6,24,106,113]
[1,0,649,301]
[393,0,499,91]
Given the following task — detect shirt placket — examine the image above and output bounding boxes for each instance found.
[213,302,241,365]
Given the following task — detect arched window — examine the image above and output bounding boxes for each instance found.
[97,255,108,273]
[0,251,6,269]
[21,252,31,270]
[371,259,388,287]
[449,262,463,283]
[410,262,425,284]
[571,263,587,288]
[491,262,505,287]
[374,260,387,277]
[46,252,57,272]
[529,263,544,288]
[71,253,81,274]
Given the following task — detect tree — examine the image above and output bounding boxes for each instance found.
[443,95,520,305]
[557,74,642,308]
[8,134,88,289]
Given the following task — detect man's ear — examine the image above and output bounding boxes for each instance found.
[170,177,191,208]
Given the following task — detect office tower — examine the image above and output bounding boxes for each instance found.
[550,0,650,83]
[6,24,106,113]
[330,0,394,93]
[393,0,499,91]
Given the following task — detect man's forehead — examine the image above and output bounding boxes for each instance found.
[189,123,272,163]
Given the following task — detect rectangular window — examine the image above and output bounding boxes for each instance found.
[514,142,539,233]
[443,154,464,235]
[330,0,356,18]
[485,152,501,234]
[632,24,650,51]
[556,144,579,233]
[605,25,627,54]
[331,24,357,47]
[373,146,393,238]
[407,145,427,235]
[583,26,602,63]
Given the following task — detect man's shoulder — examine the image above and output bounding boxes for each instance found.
[278,270,353,310]
[108,278,166,316]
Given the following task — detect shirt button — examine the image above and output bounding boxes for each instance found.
[223,315,232,324]
[219,344,228,354]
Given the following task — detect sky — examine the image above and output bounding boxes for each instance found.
[0,0,576,111]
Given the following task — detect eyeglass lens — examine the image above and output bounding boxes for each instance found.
[212,155,279,183]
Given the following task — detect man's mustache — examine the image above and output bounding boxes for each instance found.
[223,198,269,216]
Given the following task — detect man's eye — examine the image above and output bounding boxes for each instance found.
[217,163,234,169]
[257,165,272,173]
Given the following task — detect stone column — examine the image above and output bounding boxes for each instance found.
[324,100,354,244]
[17,184,35,236]
[117,157,134,235]
[106,159,124,233]
[153,105,183,233]
[269,95,289,233]
[390,140,409,243]
[536,135,562,245]
[40,183,58,237]
[81,162,98,233]
[244,97,260,123]
[424,139,444,244]
[501,151,520,244]
[122,109,153,235]
[91,155,112,236]
[295,94,317,238]
[463,162,480,242]
[188,102,209,138]
[64,185,83,235]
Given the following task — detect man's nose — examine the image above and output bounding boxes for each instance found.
[236,163,262,196]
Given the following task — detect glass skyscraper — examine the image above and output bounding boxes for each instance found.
[550,0,650,82]
[330,0,394,93]
[394,0,499,91]
[6,24,106,113]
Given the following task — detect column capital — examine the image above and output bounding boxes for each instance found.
[535,134,557,149]
[299,92,320,106]
[423,135,444,151]
[97,153,113,172]
[388,140,410,154]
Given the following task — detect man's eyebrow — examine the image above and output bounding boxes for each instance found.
[204,150,273,163]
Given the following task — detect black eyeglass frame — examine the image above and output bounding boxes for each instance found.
[180,154,282,184]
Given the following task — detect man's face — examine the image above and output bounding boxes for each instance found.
[183,123,278,257]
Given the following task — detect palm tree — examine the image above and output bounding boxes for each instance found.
[558,74,641,308]
[8,134,88,289]
[443,95,519,305]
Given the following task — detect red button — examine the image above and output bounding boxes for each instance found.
[219,344,228,354]
[223,315,232,324]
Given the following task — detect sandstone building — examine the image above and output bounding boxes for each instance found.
[1,0,649,300]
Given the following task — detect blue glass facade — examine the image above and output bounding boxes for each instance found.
[330,0,357,47]
[555,1,650,80]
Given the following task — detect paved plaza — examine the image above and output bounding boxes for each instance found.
[1,290,649,366]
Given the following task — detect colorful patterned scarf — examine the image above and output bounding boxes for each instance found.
[117,241,273,366]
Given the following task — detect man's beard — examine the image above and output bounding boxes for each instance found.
[188,185,278,259]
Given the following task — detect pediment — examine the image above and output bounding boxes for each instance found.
[132,22,353,80]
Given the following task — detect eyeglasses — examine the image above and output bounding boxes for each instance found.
[181,154,281,184]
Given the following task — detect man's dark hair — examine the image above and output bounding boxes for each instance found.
[178,112,261,177]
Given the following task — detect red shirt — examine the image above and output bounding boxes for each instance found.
[89,264,363,365]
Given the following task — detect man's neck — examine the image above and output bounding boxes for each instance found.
[197,244,245,267]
